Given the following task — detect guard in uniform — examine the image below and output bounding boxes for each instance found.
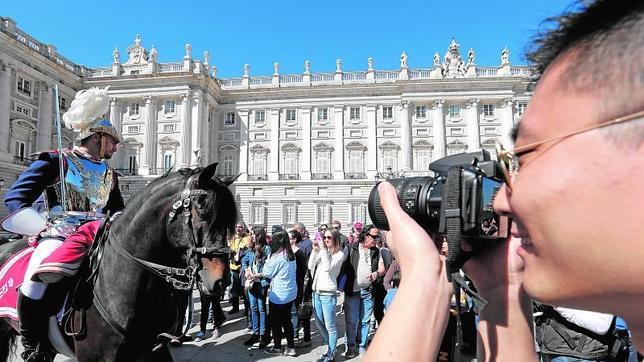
[1,88,124,361]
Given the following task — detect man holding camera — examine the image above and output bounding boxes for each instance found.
[366,1,644,361]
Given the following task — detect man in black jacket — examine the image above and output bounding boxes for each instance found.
[341,225,385,358]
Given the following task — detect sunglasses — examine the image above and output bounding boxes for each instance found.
[368,233,381,240]
[496,109,644,192]
[324,235,333,240]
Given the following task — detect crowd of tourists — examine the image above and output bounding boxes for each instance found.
[190,220,397,361]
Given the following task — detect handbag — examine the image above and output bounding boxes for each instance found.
[297,301,313,319]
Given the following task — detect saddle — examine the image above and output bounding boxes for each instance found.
[0,217,113,359]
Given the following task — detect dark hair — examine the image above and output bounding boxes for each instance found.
[527,0,644,121]
[323,229,342,254]
[289,229,302,244]
[251,225,267,247]
[270,229,295,261]
[318,224,328,232]
[357,224,377,244]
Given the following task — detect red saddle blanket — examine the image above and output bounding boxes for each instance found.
[0,247,35,320]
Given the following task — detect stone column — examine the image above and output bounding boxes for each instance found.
[201,102,211,165]
[398,100,412,172]
[191,92,203,166]
[0,63,10,161]
[499,98,514,148]
[238,109,249,181]
[36,82,53,151]
[180,93,192,168]
[301,107,312,180]
[140,96,157,175]
[109,98,122,136]
[432,100,446,159]
[366,105,378,178]
[269,108,280,181]
[333,106,345,179]
[465,98,481,151]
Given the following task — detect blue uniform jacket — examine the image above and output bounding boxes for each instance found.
[3,151,125,215]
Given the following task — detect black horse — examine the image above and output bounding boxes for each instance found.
[0,162,237,361]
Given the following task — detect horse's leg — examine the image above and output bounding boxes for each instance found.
[0,320,18,362]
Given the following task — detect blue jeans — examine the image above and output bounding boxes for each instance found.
[542,355,608,362]
[247,283,268,336]
[344,288,374,349]
[313,292,338,356]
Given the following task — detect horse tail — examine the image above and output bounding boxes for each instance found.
[0,321,18,362]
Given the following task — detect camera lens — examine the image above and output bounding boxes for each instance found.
[368,177,443,232]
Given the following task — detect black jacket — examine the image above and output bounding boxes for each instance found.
[341,242,381,295]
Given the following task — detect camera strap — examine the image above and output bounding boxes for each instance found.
[443,167,489,361]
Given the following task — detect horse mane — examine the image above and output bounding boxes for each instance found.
[123,167,194,211]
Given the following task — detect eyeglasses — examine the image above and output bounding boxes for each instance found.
[496,109,644,192]
[324,235,333,240]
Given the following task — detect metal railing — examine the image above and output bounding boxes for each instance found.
[311,173,333,180]
[279,174,300,181]
[344,172,367,179]
[248,174,267,181]
[12,156,32,166]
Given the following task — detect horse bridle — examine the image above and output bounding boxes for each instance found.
[86,173,231,347]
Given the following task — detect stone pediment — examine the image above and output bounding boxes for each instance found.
[281,142,301,152]
[378,141,400,150]
[413,140,433,148]
[124,34,150,65]
[345,141,367,151]
[312,142,334,151]
[158,136,179,146]
[250,144,270,153]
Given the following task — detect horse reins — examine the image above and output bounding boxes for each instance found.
[84,174,231,351]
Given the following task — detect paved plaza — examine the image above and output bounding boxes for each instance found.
[8,291,358,362]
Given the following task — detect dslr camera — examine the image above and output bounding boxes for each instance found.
[368,150,509,245]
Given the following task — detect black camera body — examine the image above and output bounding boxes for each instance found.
[368,150,509,242]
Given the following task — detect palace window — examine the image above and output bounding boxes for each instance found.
[415,106,427,119]
[163,152,173,171]
[516,102,528,116]
[163,124,175,132]
[318,107,328,122]
[483,104,494,117]
[348,149,364,174]
[414,148,432,171]
[127,125,139,134]
[14,141,25,159]
[225,112,236,126]
[382,106,393,120]
[283,203,298,226]
[14,103,32,117]
[129,103,140,116]
[223,154,234,176]
[250,203,266,225]
[16,76,31,97]
[128,155,137,174]
[447,105,461,118]
[286,109,297,122]
[350,107,361,120]
[350,203,367,224]
[255,110,266,126]
[164,100,176,114]
[316,203,331,225]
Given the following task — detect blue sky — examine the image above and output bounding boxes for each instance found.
[1,0,573,78]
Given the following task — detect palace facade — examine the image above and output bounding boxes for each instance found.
[0,17,532,229]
